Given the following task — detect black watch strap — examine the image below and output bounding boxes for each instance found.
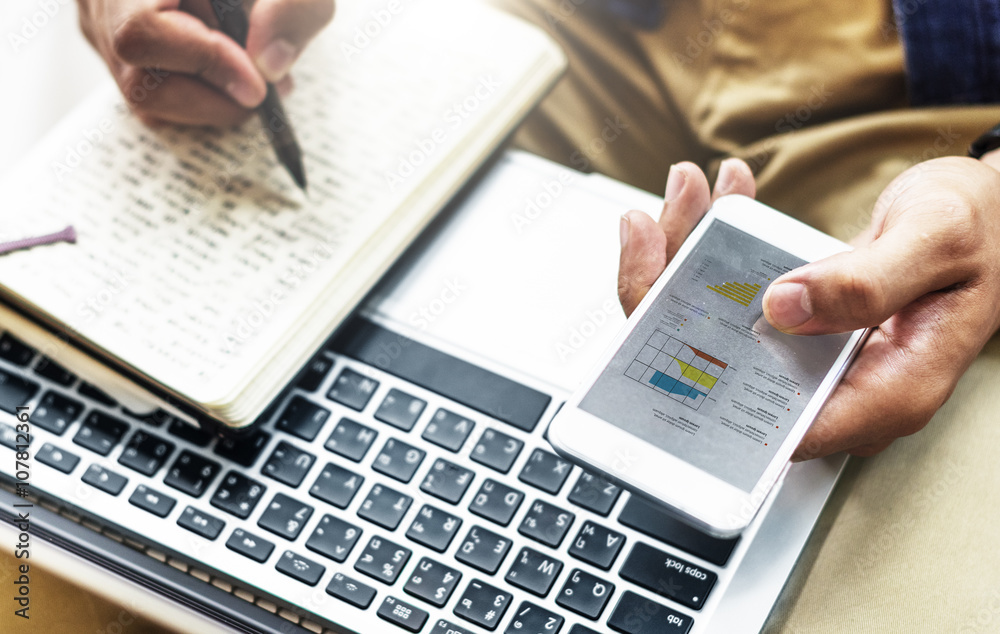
[968,122,1000,159]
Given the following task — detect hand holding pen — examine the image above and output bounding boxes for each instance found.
[76,0,333,128]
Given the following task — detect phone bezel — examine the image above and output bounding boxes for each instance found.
[547,195,870,536]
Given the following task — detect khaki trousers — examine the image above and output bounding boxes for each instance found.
[489,0,1000,631]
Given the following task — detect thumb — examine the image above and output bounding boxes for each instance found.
[247,0,336,82]
[762,226,969,335]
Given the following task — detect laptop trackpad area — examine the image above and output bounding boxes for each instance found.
[364,151,663,393]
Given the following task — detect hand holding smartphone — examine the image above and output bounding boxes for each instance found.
[547,195,869,537]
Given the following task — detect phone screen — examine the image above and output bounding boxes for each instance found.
[579,219,851,492]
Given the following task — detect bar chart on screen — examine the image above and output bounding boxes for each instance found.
[623,329,728,410]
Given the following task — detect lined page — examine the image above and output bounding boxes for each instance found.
[0,0,549,403]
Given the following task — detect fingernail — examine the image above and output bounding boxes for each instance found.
[664,164,686,202]
[766,282,813,329]
[620,215,630,248]
[257,39,297,82]
[715,159,737,194]
[226,80,263,108]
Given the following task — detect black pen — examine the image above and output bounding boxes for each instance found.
[210,0,307,190]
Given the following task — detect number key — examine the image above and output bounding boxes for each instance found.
[355,536,411,585]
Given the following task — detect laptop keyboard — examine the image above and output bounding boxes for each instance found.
[0,323,743,634]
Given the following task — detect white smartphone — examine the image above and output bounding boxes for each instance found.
[547,195,870,537]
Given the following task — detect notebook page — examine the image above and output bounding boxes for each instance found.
[0,0,541,404]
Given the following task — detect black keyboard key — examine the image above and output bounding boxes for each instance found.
[469,479,524,527]
[309,463,364,509]
[177,506,225,540]
[372,438,425,483]
[214,430,270,467]
[404,557,462,607]
[618,495,739,567]
[518,449,572,495]
[406,505,462,552]
[569,521,626,570]
[505,547,563,597]
[306,514,362,562]
[470,428,523,474]
[0,423,20,450]
[568,626,600,634]
[324,418,378,462]
[118,430,174,476]
[32,391,83,435]
[422,408,475,453]
[568,471,622,516]
[33,357,75,386]
[420,458,473,504]
[430,620,473,634]
[0,369,39,414]
[129,484,176,517]
[211,471,266,519]
[261,441,315,487]
[297,355,334,392]
[73,411,129,456]
[121,408,171,427]
[0,333,35,365]
[375,389,426,431]
[37,443,80,473]
[378,595,428,632]
[619,542,717,610]
[81,464,128,495]
[327,368,379,411]
[276,396,330,441]
[167,418,213,447]
[505,602,564,634]
[326,572,376,609]
[519,500,574,548]
[258,493,313,540]
[332,320,551,432]
[226,528,274,563]
[453,580,512,631]
[358,483,412,530]
[78,382,117,407]
[164,450,221,498]
[455,526,511,574]
[607,591,692,634]
[355,536,411,585]
[556,569,614,619]
[275,550,325,586]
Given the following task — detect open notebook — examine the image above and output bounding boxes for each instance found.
[0,0,565,429]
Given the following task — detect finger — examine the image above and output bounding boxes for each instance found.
[659,162,712,262]
[762,221,977,335]
[981,147,1000,172]
[112,9,267,108]
[790,293,976,461]
[618,210,667,317]
[711,158,756,202]
[119,69,254,126]
[247,0,336,81]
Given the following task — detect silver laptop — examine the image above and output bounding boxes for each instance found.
[0,148,846,634]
